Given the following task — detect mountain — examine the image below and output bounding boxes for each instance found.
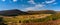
[56,11,60,13]
[0,9,28,16]
[27,10,56,14]
[0,9,57,16]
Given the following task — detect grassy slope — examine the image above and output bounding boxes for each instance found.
[2,12,60,24]
[3,14,52,23]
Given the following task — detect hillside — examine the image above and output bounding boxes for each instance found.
[0,9,60,25]
[0,9,56,16]
[0,9,28,16]
[2,13,60,25]
[27,10,56,15]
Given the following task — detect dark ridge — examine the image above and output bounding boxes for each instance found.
[0,9,28,16]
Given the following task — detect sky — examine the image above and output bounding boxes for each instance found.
[0,0,60,11]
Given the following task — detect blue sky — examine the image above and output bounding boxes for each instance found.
[0,0,60,11]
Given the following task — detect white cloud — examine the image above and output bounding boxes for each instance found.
[45,0,56,4]
[23,0,57,11]
[13,0,17,2]
[28,0,36,4]
[53,3,57,4]
[2,0,6,2]
[24,4,45,11]
[25,0,46,11]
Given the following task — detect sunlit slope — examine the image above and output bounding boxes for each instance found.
[3,14,52,24]
[16,14,52,20]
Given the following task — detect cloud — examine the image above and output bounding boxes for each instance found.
[24,0,46,11]
[13,0,17,2]
[2,0,6,2]
[53,3,57,4]
[28,0,36,4]
[45,0,56,4]
[28,0,56,4]
[24,4,45,11]
[23,0,57,11]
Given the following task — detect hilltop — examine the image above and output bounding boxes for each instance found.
[0,9,28,16]
[0,9,57,16]
[27,10,56,14]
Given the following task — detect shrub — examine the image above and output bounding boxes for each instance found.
[23,20,30,23]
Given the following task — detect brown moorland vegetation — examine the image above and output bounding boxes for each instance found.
[0,9,60,25]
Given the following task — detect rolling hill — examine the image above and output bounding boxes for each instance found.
[0,9,56,16]
[0,9,28,16]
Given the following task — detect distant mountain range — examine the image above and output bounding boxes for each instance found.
[0,9,57,16]
[27,10,56,14]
